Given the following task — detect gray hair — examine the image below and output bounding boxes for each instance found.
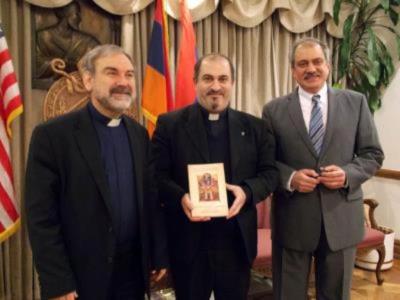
[290,38,331,67]
[79,44,134,75]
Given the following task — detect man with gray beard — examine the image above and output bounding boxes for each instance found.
[26,45,167,300]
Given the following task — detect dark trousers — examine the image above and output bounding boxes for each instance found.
[107,248,145,300]
[272,227,356,300]
[172,249,251,300]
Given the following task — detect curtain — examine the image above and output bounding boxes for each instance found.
[122,5,338,117]
[0,0,338,298]
[24,0,351,37]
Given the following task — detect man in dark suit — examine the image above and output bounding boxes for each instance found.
[25,45,167,300]
[152,53,278,300]
[262,38,384,300]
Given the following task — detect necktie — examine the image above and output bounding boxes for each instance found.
[309,94,324,155]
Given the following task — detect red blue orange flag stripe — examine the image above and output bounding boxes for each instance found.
[142,0,173,136]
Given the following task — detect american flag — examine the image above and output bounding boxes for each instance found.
[0,24,23,242]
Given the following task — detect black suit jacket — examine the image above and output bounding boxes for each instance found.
[25,105,168,300]
[152,103,278,265]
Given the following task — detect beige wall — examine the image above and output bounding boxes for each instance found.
[363,67,400,239]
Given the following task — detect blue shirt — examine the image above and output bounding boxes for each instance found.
[88,103,138,251]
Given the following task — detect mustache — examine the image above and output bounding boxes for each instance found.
[304,72,320,80]
[206,89,223,96]
[110,85,132,95]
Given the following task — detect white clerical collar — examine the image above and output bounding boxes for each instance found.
[107,118,122,127]
[208,113,220,121]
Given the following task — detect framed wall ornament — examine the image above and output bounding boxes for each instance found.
[31,0,121,89]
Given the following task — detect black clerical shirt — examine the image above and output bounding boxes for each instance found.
[198,105,243,252]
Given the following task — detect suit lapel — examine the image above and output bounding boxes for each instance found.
[319,87,338,158]
[73,107,114,219]
[184,104,210,162]
[287,90,318,158]
[228,109,248,180]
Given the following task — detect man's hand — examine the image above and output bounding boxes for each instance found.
[50,291,78,300]
[319,165,346,189]
[151,268,167,282]
[181,193,211,222]
[290,169,319,193]
[226,184,246,219]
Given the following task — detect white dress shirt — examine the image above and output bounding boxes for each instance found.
[298,83,328,132]
[286,83,329,191]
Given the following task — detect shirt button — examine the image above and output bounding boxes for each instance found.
[108,227,113,233]
[108,256,113,263]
